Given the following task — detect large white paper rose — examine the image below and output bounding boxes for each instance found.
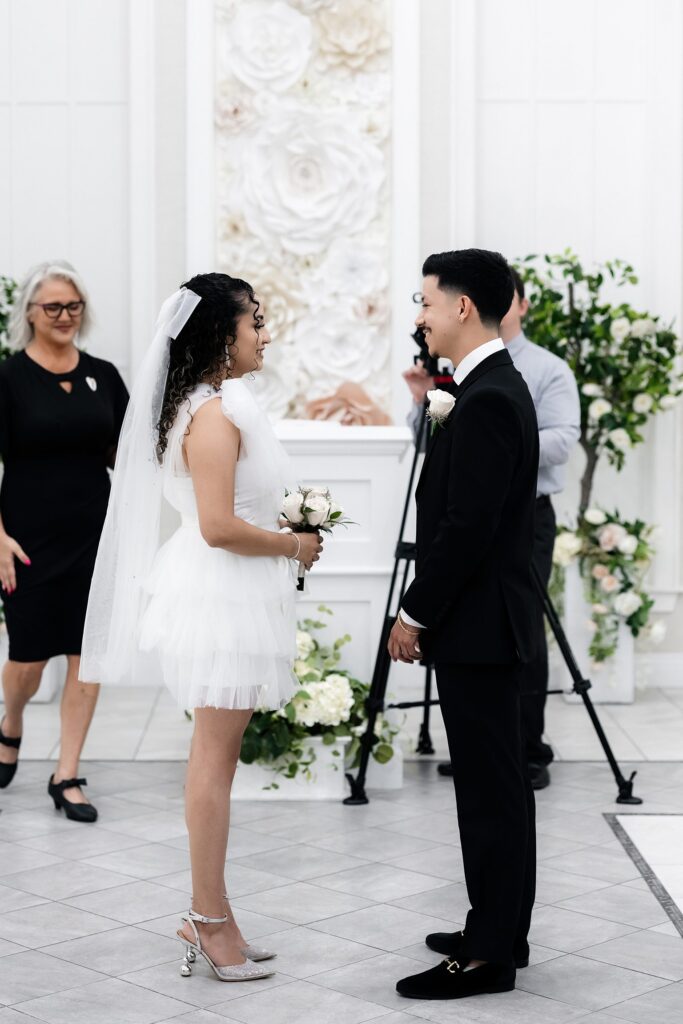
[237,112,384,255]
[294,307,388,393]
[219,1,312,93]
[316,236,388,298]
[614,591,642,617]
[318,0,390,70]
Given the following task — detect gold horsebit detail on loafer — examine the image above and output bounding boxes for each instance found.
[444,958,461,974]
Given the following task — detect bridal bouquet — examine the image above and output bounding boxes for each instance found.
[281,486,353,590]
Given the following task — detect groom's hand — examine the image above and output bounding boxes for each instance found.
[388,618,423,663]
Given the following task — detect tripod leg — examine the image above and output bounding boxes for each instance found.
[416,663,435,754]
[344,615,394,805]
[532,564,642,805]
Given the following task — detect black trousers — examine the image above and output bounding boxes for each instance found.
[435,662,536,966]
[520,496,556,766]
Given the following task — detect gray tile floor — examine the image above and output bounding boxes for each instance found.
[0,758,682,1023]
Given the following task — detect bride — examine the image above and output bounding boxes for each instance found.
[80,273,322,982]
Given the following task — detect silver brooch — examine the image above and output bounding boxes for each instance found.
[86,377,97,392]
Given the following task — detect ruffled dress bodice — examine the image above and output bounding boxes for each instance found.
[138,379,298,710]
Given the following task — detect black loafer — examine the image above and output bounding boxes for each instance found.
[0,718,22,789]
[528,762,551,790]
[48,775,98,823]
[397,958,515,1000]
[425,929,529,969]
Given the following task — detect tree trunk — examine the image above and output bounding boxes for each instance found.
[579,437,599,515]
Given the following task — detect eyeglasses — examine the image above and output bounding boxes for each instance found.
[29,301,85,320]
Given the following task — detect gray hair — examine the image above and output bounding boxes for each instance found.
[8,260,93,349]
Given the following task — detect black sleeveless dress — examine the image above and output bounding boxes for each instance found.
[0,349,129,661]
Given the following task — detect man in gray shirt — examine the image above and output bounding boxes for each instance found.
[404,268,580,789]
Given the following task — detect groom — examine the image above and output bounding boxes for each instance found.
[388,249,538,1000]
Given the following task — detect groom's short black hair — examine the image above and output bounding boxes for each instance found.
[422,248,514,327]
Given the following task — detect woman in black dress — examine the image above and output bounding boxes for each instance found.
[0,261,128,821]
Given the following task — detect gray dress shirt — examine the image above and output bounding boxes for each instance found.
[407,331,581,498]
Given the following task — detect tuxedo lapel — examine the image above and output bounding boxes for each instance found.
[455,348,513,398]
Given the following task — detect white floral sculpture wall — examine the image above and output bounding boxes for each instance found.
[215,0,392,419]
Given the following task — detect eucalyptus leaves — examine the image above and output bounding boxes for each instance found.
[0,276,16,358]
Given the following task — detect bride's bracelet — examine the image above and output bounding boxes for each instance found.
[279,525,301,560]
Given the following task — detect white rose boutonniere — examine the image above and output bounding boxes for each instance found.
[426,389,456,433]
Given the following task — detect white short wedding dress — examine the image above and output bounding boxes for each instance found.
[138,378,298,711]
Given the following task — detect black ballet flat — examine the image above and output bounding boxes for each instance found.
[48,775,98,823]
[0,717,22,789]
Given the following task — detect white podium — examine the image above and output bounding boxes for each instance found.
[275,420,413,684]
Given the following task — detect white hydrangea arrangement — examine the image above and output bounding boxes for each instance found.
[553,511,664,662]
[239,606,398,787]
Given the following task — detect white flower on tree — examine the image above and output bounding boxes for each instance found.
[660,394,678,410]
[218,1,312,93]
[600,574,620,594]
[630,318,656,339]
[588,398,612,422]
[584,508,607,525]
[632,393,654,414]
[582,383,603,397]
[552,531,583,566]
[607,428,631,451]
[236,111,384,255]
[610,317,631,342]
[617,534,639,556]
[614,591,643,617]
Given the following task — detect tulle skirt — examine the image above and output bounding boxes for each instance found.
[139,522,298,710]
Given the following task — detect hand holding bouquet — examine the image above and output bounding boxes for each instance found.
[281,486,353,590]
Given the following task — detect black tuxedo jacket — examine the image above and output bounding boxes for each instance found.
[402,349,539,665]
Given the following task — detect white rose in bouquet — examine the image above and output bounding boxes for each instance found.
[598,523,627,551]
[610,317,631,342]
[553,531,583,566]
[632,393,653,414]
[296,630,315,659]
[282,491,305,524]
[305,493,331,527]
[582,383,603,397]
[600,574,620,594]
[617,534,639,556]
[588,398,612,422]
[608,428,631,451]
[584,508,607,525]
[614,591,642,617]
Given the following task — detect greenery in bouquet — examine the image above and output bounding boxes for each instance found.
[516,250,681,512]
[0,276,16,361]
[552,509,664,663]
[239,606,399,788]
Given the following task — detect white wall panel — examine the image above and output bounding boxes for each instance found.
[10,106,70,268]
[534,102,593,256]
[70,0,127,103]
[535,0,593,101]
[0,1,10,102]
[593,103,648,268]
[70,105,128,364]
[11,0,68,102]
[476,102,533,253]
[0,107,9,268]
[594,0,647,101]
[477,0,533,101]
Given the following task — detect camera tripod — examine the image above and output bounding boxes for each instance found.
[344,373,642,807]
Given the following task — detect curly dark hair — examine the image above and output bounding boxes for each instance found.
[156,272,260,462]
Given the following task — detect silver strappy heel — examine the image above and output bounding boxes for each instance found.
[177,909,275,982]
[222,893,277,962]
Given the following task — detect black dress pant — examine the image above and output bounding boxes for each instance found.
[520,496,557,766]
[435,662,536,966]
